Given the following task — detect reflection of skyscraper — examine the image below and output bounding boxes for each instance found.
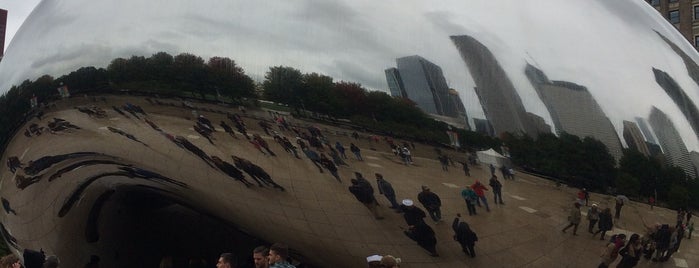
[526,112,551,135]
[385,68,406,98]
[652,68,699,142]
[623,120,651,157]
[635,117,657,144]
[0,9,6,61]
[648,106,697,178]
[385,55,458,117]
[473,118,495,137]
[690,151,699,178]
[525,64,623,162]
[450,35,537,137]
[448,89,470,130]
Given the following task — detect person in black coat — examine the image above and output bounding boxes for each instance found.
[452,214,478,257]
[417,185,442,222]
[593,208,613,240]
[404,222,439,257]
[349,179,383,219]
[400,199,426,226]
[376,173,400,210]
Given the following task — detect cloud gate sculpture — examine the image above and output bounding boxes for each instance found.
[1,0,699,267]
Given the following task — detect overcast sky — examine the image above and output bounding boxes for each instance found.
[0,0,41,53]
[0,0,698,152]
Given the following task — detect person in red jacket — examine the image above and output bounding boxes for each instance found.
[470,180,490,212]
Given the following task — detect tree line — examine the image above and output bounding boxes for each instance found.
[0,51,696,209]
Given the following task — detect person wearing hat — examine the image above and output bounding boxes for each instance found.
[365,255,382,268]
[587,203,600,234]
[417,185,442,222]
[400,199,426,226]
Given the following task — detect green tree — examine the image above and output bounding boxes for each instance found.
[262,66,304,108]
[301,73,336,115]
[615,172,640,197]
[667,183,689,209]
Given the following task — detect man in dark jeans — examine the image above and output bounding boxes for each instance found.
[418,185,442,222]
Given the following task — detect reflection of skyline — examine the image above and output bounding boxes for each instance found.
[623,120,651,157]
[525,63,623,162]
[1,0,699,153]
[385,55,460,118]
[450,35,539,137]
[652,67,699,143]
[649,106,697,178]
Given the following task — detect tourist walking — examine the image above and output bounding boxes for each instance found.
[350,143,363,161]
[470,180,490,212]
[452,214,478,257]
[319,154,341,182]
[594,208,613,240]
[561,203,582,235]
[349,179,383,219]
[418,185,442,222]
[488,175,504,205]
[615,196,625,219]
[376,173,400,210]
[587,204,600,233]
[401,199,426,226]
[460,187,478,216]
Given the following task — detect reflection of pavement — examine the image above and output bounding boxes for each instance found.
[0,95,696,267]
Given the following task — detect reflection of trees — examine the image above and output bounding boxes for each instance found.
[3,52,698,210]
[504,131,698,209]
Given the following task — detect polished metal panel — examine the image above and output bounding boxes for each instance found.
[1,0,698,267]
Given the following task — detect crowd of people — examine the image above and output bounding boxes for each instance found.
[4,96,697,268]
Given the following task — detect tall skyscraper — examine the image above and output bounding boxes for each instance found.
[690,151,699,177]
[0,9,7,61]
[635,117,658,144]
[448,89,470,130]
[623,120,651,157]
[648,106,697,178]
[526,112,552,136]
[525,64,623,162]
[473,118,495,137]
[385,55,458,117]
[450,35,537,137]
[385,68,406,98]
[652,68,699,142]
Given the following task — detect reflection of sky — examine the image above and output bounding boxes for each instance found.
[0,0,698,151]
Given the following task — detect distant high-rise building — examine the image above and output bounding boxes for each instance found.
[525,63,623,162]
[623,120,651,157]
[473,118,495,137]
[526,112,552,136]
[635,117,658,144]
[385,55,458,117]
[385,68,406,98]
[648,106,697,178]
[448,89,470,130]
[450,35,537,137]
[652,68,699,142]
[690,151,699,177]
[0,9,6,61]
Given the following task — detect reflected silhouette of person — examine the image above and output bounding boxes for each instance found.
[1,198,17,215]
